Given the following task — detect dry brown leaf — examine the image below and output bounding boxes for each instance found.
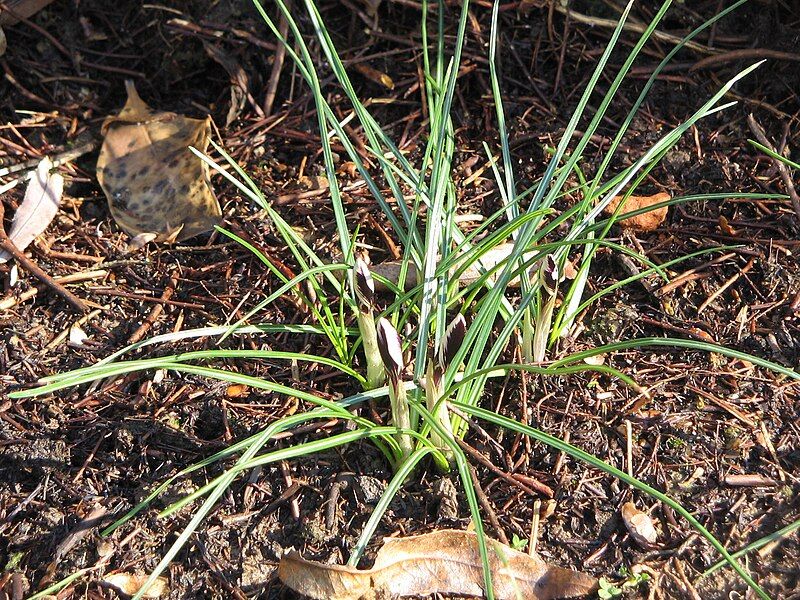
[621,502,658,547]
[102,573,169,598]
[359,0,382,17]
[354,63,395,90]
[126,232,158,252]
[278,529,596,600]
[603,191,670,232]
[0,157,63,264]
[718,215,737,235]
[96,80,221,242]
[226,383,249,398]
[0,0,57,25]
[0,26,6,56]
[204,43,250,127]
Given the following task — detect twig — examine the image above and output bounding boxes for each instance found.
[0,136,97,179]
[127,268,180,344]
[467,464,508,545]
[723,473,777,488]
[656,252,736,296]
[551,3,720,56]
[697,257,755,314]
[0,268,107,310]
[624,419,633,479]
[0,201,89,312]
[455,437,554,498]
[687,385,756,428]
[691,48,800,72]
[528,498,541,556]
[747,113,800,221]
[264,0,291,116]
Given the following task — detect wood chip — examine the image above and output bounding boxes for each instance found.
[724,474,777,488]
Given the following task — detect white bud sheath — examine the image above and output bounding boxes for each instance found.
[358,311,384,390]
[375,317,412,460]
[354,257,375,311]
[426,361,454,465]
[376,317,404,382]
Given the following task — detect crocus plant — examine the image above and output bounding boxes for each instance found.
[355,258,384,390]
[376,316,414,460]
[425,314,466,461]
[532,255,560,363]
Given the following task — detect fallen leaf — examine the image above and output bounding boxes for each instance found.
[278,529,596,600]
[354,63,395,90]
[603,191,670,232]
[359,0,381,17]
[621,502,658,547]
[226,383,249,398]
[96,80,222,242]
[562,259,578,280]
[204,43,251,127]
[718,215,736,235]
[0,157,63,264]
[582,354,605,366]
[0,26,6,56]
[126,232,158,252]
[79,15,108,42]
[102,573,169,598]
[0,0,57,25]
[69,324,89,347]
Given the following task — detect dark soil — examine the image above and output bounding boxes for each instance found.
[1,0,799,598]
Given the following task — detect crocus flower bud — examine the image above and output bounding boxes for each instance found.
[355,257,375,312]
[376,317,404,383]
[540,254,559,295]
[438,313,466,371]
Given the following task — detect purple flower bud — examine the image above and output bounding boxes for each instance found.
[376,317,404,382]
[438,313,466,370]
[540,254,559,294]
[355,258,375,311]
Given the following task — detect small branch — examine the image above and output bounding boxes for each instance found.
[691,48,800,72]
[0,136,97,179]
[467,464,508,545]
[747,113,800,222]
[0,201,89,313]
[263,0,290,117]
[127,268,180,344]
[550,3,720,56]
[456,437,554,498]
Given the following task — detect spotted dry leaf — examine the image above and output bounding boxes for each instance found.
[96,80,221,242]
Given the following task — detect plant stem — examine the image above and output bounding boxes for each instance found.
[389,380,413,460]
[357,310,384,389]
[521,307,533,363]
[425,362,454,464]
[532,294,556,362]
